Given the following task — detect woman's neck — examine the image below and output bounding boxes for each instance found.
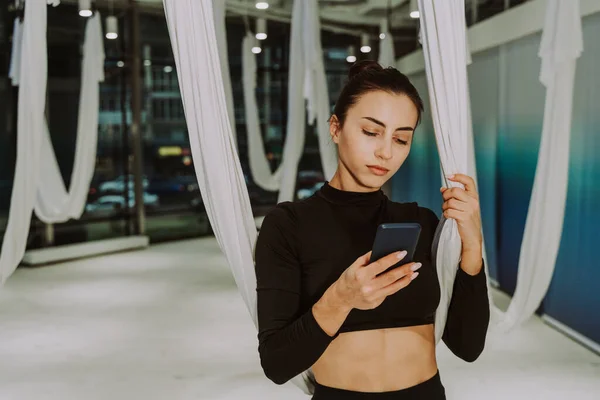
[329,166,382,193]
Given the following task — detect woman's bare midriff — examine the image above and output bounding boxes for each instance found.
[311,324,438,392]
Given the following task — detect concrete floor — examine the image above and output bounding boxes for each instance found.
[0,237,598,399]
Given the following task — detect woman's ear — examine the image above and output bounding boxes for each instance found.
[330,115,341,144]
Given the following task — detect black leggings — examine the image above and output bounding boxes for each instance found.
[311,371,446,400]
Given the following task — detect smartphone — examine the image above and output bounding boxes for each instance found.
[370,223,422,272]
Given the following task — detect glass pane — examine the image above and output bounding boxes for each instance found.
[139,13,212,243]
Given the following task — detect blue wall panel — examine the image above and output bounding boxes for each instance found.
[393,11,600,345]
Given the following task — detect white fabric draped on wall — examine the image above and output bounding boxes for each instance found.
[498,0,583,331]
[0,1,49,284]
[242,33,283,191]
[417,0,485,342]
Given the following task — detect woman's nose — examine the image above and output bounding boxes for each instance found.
[375,140,393,160]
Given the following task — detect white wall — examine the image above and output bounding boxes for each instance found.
[396,0,600,76]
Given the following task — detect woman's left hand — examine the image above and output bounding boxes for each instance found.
[440,174,483,253]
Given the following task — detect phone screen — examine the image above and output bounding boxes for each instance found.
[371,223,422,268]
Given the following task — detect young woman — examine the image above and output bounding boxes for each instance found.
[254,60,490,399]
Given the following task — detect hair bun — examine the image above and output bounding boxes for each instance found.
[348,60,383,80]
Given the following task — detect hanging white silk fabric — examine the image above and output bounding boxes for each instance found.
[34,13,105,223]
[275,0,309,203]
[213,0,237,149]
[498,0,583,331]
[429,5,494,324]
[277,0,337,203]
[0,0,49,284]
[163,0,315,393]
[417,0,481,342]
[302,0,337,183]
[9,13,103,223]
[378,19,395,68]
[163,0,258,323]
[242,33,282,191]
[8,18,22,85]
[438,40,496,321]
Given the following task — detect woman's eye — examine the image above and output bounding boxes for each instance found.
[363,129,408,145]
[362,129,377,137]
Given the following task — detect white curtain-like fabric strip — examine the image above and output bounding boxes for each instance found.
[276,0,308,203]
[8,18,22,85]
[417,0,478,342]
[498,0,583,331]
[213,0,237,149]
[243,33,283,191]
[163,0,258,323]
[34,13,105,223]
[302,0,337,183]
[163,0,315,393]
[277,0,337,203]
[0,0,48,284]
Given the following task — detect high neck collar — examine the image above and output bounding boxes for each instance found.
[317,181,386,206]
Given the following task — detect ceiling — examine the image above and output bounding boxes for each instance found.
[61,0,419,37]
[55,0,520,53]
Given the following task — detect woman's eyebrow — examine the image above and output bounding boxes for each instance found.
[361,117,413,131]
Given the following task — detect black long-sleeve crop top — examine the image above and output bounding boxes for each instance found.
[254,182,490,385]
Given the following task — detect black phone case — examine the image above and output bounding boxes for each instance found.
[370,223,422,271]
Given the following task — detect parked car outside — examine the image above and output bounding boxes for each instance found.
[98,175,149,194]
[85,191,159,217]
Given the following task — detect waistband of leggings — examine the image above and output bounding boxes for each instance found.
[312,370,444,399]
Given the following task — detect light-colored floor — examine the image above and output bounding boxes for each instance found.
[0,237,598,400]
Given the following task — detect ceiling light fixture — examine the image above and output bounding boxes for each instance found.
[256,18,267,40]
[360,33,371,53]
[346,46,356,63]
[409,0,420,19]
[105,16,118,39]
[78,0,92,17]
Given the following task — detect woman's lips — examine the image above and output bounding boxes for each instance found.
[367,165,389,176]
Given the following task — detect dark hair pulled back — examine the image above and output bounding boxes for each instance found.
[333,60,424,128]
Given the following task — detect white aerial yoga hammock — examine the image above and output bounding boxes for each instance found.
[1,4,104,285]
[163,0,259,327]
[8,18,23,85]
[497,0,583,331]
[164,0,318,393]
[242,33,282,192]
[213,0,237,149]
[277,0,337,203]
[1,0,50,284]
[417,0,493,342]
[222,0,336,196]
[36,14,104,223]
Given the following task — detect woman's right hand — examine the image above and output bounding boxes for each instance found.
[334,251,422,311]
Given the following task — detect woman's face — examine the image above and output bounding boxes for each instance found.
[330,90,419,190]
